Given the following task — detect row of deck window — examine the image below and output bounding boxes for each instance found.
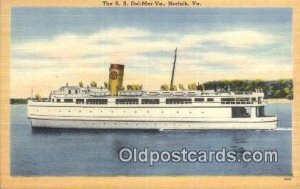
[53,97,259,105]
[53,98,216,104]
[220,97,260,104]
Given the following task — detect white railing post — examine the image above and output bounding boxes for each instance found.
[251,107,256,118]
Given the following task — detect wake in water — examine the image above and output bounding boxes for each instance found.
[275,128,292,131]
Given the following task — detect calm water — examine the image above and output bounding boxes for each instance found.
[11,104,292,176]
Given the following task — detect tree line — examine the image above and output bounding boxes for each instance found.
[202,79,293,99]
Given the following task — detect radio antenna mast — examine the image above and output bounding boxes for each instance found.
[170,48,177,90]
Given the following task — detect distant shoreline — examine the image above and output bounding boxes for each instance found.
[265,98,292,104]
[10,98,28,104]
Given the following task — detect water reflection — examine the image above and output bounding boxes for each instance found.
[12,104,292,176]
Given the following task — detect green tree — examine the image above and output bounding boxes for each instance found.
[127,85,133,90]
[170,85,177,91]
[161,84,169,91]
[104,82,108,89]
[202,79,293,99]
[90,81,97,88]
[79,81,83,87]
[117,86,125,91]
[188,83,197,90]
[35,94,42,101]
[179,84,185,90]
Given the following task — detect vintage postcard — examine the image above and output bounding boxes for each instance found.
[1,0,300,188]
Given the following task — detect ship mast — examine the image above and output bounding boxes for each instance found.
[170,48,177,90]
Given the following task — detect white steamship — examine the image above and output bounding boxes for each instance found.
[27,49,277,130]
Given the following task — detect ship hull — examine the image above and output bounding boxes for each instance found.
[30,117,277,130]
[28,101,277,130]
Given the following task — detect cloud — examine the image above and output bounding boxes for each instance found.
[13,28,175,61]
[11,27,291,97]
[13,28,278,61]
[180,29,279,49]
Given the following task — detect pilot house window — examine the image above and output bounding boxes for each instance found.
[207,98,214,102]
[166,98,192,104]
[86,99,107,104]
[76,99,84,104]
[257,107,265,117]
[232,107,250,118]
[221,98,235,104]
[141,99,159,104]
[116,99,139,104]
[194,98,204,103]
[64,99,73,103]
[221,98,235,102]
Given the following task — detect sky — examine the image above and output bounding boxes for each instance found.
[11,8,292,98]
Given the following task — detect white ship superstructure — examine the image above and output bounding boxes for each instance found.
[27,49,277,130]
[28,87,277,130]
